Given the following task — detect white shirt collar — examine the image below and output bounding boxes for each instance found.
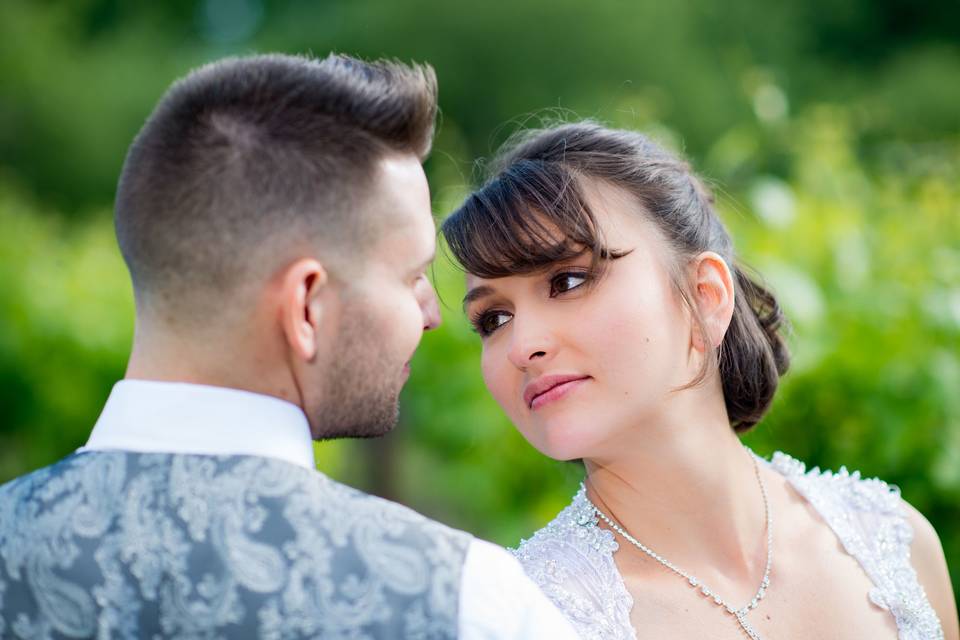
[81,380,316,470]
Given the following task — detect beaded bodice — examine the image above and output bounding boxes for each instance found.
[512,452,944,640]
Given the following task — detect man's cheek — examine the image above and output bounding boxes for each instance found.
[402,298,424,350]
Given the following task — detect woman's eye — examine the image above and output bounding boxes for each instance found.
[549,272,589,297]
[472,310,512,336]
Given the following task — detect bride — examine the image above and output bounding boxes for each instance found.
[440,121,958,639]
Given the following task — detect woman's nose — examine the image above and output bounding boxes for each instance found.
[506,317,555,370]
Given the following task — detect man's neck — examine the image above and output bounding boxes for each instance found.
[125,326,300,407]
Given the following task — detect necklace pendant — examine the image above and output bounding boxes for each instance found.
[735,613,763,640]
[586,451,772,640]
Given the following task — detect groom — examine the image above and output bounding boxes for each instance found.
[0,54,578,638]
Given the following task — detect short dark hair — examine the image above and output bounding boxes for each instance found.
[115,53,437,317]
[442,122,790,432]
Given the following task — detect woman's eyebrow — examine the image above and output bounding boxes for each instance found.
[462,285,496,311]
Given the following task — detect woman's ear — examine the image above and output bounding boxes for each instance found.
[279,258,329,362]
[690,251,735,352]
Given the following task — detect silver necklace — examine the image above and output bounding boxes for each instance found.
[584,453,772,640]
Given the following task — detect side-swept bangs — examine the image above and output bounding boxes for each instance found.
[441,160,621,279]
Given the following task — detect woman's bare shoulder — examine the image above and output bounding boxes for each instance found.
[903,500,959,640]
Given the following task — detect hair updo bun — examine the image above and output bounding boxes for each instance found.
[722,266,791,431]
[442,121,791,432]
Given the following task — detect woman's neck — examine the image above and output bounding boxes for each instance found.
[583,395,769,584]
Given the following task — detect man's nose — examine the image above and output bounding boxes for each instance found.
[420,279,442,331]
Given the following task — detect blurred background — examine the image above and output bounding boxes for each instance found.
[1,0,958,601]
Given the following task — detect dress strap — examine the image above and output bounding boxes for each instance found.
[768,452,944,640]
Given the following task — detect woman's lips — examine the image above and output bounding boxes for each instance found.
[525,375,591,410]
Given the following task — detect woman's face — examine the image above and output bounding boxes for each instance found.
[463,181,699,461]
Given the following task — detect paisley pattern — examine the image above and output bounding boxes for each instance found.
[0,451,471,639]
[513,451,944,640]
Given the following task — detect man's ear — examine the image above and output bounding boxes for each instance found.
[689,251,735,352]
[279,258,329,363]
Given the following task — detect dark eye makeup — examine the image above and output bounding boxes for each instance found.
[468,268,594,338]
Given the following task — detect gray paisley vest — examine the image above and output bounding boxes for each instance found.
[0,451,472,639]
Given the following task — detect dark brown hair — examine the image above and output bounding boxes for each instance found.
[115,53,437,316]
[441,122,790,431]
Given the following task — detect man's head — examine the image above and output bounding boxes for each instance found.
[115,53,441,439]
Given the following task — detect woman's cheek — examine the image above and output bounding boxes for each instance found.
[480,350,502,403]
[481,349,519,420]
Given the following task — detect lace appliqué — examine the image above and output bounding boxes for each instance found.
[513,485,636,640]
[769,451,943,640]
[513,453,944,640]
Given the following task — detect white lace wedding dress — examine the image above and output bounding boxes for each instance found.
[513,452,944,640]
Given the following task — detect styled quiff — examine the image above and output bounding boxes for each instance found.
[115,53,437,317]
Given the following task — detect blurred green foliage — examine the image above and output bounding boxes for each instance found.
[1,0,958,602]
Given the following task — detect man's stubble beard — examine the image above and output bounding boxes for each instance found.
[313,300,405,440]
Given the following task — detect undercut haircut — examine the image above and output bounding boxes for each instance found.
[115,53,437,319]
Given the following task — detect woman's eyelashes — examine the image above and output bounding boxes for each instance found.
[469,270,593,337]
[470,309,512,336]
[549,270,591,297]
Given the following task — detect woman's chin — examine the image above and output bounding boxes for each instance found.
[523,415,605,462]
